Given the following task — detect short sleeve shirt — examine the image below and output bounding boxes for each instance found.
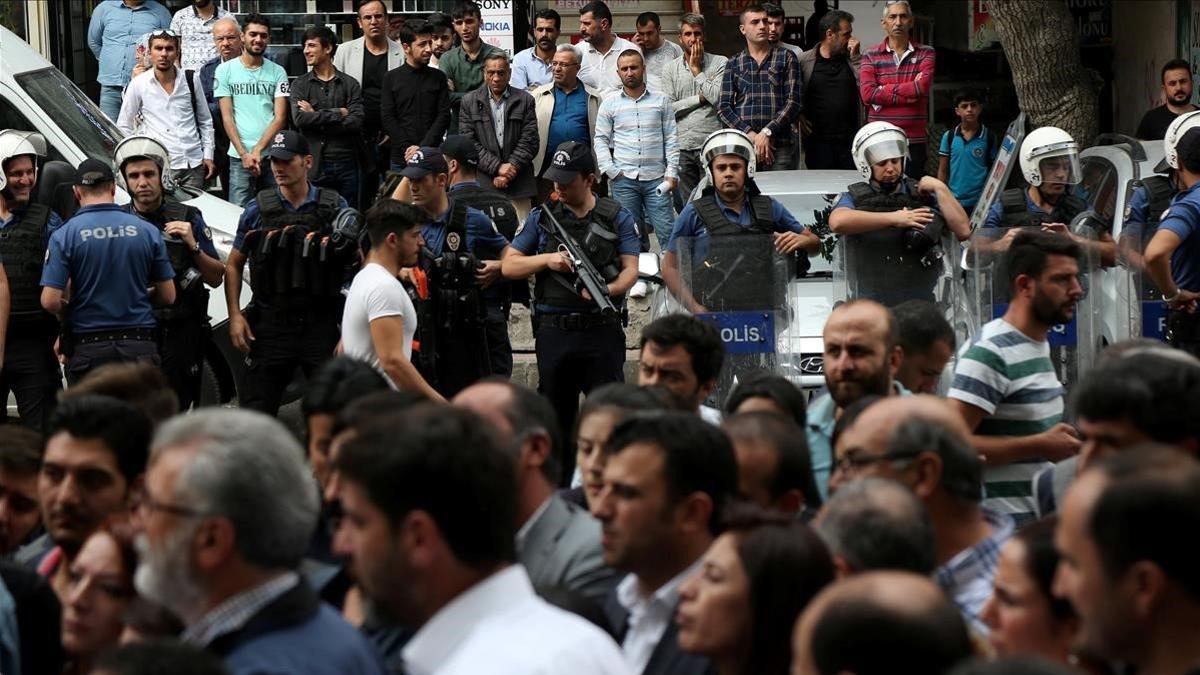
[1157,180,1200,290]
[214,56,289,159]
[666,193,806,258]
[342,262,417,388]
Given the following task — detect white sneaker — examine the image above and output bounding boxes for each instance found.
[629,280,649,298]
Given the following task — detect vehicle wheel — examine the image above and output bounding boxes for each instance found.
[198,357,223,407]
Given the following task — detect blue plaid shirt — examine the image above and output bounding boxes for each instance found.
[717,45,803,144]
[934,507,1014,637]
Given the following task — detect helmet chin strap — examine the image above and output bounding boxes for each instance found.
[1034,184,1061,204]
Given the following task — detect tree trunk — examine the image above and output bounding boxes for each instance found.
[988,0,1101,147]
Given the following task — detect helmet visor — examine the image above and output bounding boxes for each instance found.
[1036,147,1082,185]
[863,139,908,167]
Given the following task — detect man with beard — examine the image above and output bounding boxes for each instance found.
[117,136,223,411]
[381,21,450,171]
[632,12,682,94]
[636,314,725,424]
[661,14,727,211]
[798,9,862,171]
[427,12,455,70]
[1137,59,1198,141]
[0,130,62,432]
[577,1,641,99]
[135,409,384,674]
[199,18,243,201]
[511,9,559,91]
[333,404,630,674]
[949,229,1085,525]
[170,0,233,73]
[806,300,907,501]
[34,395,150,598]
[440,2,503,132]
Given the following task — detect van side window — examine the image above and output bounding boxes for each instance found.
[0,95,66,163]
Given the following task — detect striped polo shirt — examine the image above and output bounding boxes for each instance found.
[948,318,1065,524]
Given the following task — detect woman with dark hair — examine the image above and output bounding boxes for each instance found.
[60,526,139,674]
[723,372,808,427]
[563,384,671,509]
[675,506,835,675]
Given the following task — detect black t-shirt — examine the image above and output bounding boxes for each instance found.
[805,50,859,140]
[1137,104,1196,141]
[361,49,388,136]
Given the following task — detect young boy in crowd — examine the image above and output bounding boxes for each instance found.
[937,89,998,215]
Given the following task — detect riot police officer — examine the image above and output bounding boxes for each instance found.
[401,145,513,397]
[224,131,355,415]
[41,159,176,384]
[501,141,640,478]
[1146,123,1200,357]
[116,136,224,410]
[0,130,63,430]
[983,126,1116,265]
[661,129,820,314]
[830,122,971,307]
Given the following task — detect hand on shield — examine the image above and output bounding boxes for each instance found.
[892,207,934,229]
[1167,289,1200,313]
[1041,222,1070,236]
[773,231,809,254]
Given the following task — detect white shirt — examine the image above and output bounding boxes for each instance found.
[116,67,215,169]
[579,35,642,99]
[403,565,631,675]
[614,560,702,674]
[699,405,723,426]
[342,262,417,389]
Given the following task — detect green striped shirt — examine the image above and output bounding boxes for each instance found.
[949,318,1065,522]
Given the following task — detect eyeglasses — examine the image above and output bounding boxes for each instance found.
[833,448,920,474]
[136,487,207,519]
[149,29,179,38]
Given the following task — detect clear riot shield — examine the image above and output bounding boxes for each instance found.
[676,234,792,406]
[1116,212,1167,341]
[965,224,1104,391]
[833,225,960,311]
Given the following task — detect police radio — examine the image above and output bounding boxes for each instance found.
[330,207,365,255]
[900,196,947,268]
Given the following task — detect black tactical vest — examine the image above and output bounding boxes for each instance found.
[534,197,622,311]
[843,179,943,306]
[247,187,345,306]
[136,201,210,323]
[998,187,1086,228]
[421,201,487,330]
[691,194,785,311]
[0,204,52,321]
[449,182,527,305]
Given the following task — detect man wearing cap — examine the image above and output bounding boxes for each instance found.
[1147,125,1200,357]
[118,136,224,409]
[40,159,177,384]
[401,145,513,397]
[0,130,64,431]
[501,140,640,454]
[224,130,353,415]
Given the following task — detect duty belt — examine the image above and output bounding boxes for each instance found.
[540,312,622,331]
[73,328,157,344]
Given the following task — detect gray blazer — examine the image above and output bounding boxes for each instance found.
[332,36,404,87]
[519,494,618,606]
[459,85,540,199]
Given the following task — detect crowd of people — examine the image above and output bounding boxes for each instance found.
[0,0,1197,674]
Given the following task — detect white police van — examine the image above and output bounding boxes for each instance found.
[0,26,248,406]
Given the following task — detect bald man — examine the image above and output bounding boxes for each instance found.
[791,570,973,675]
[827,395,1013,636]
[814,476,936,578]
[806,300,907,500]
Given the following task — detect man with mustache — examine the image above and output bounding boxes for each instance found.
[511,8,560,91]
[1137,58,1198,141]
[949,229,1086,525]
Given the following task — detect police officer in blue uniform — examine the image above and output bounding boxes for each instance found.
[1146,125,1200,357]
[0,130,63,430]
[501,141,640,479]
[117,136,225,410]
[225,131,354,415]
[402,145,513,397]
[40,159,176,384]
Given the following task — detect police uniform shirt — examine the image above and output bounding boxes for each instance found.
[512,199,640,312]
[665,192,808,258]
[424,203,511,304]
[232,185,350,252]
[124,203,220,260]
[1156,181,1200,291]
[41,203,175,332]
[1121,184,1175,247]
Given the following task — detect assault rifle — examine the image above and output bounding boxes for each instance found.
[542,207,618,316]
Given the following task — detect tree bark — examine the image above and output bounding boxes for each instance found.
[988,0,1101,147]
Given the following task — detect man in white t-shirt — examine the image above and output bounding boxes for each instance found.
[342,198,443,401]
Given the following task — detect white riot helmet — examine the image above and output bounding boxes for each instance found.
[1019,126,1081,187]
[113,135,172,191]
[851,122,908,181]
[0,130,47,191]
[1159,110,1200,173]
[701,129,756,187]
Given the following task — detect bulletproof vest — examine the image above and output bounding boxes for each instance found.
[151,201,209,322]
[0,203,51,320]
[691,194,785,311]
[534,197,622,310]
[449,182,528,305]
[843,179,942,306]
[247,187,346,307]
[998,188,1086,229]
[422,201,486,330]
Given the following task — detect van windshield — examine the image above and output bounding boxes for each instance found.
[15,67,123,163]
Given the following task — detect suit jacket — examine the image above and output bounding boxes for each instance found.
[459,85,539,199]
[603,589,715,675]
[332,36,404,87]
[532,81,603,177]
[519,494,618,606]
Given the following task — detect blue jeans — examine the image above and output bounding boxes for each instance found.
[316,159,360,209]
[99,85,124,121]
[611,176,675,251]
[228,160,276,207]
